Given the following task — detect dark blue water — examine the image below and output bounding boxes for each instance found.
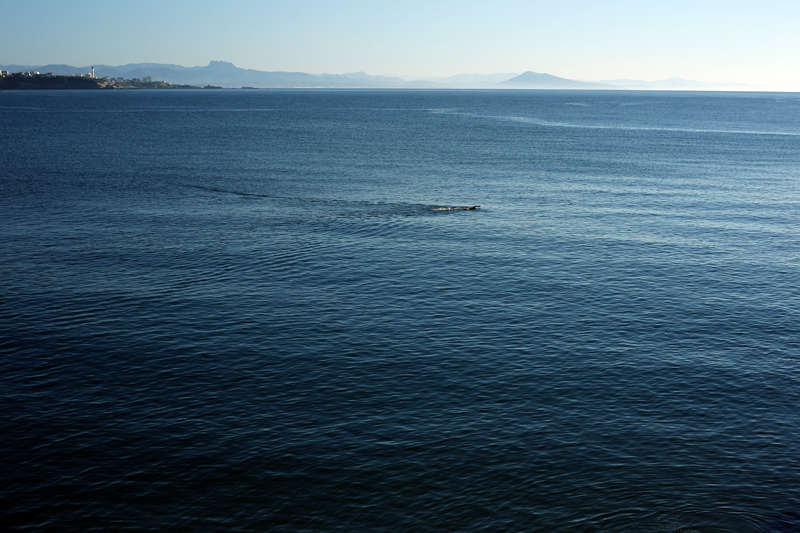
[2,89,800,532]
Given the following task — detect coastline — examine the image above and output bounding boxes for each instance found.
[0,73,201,91]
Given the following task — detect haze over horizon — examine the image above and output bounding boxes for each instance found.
[4,0,800,91]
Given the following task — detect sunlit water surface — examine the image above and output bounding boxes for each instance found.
[2,89,800,532]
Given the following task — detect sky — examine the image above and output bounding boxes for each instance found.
[3,0,800,89]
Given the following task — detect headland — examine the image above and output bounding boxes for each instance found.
[0,69,201,90]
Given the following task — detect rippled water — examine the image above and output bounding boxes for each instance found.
[2,89,800,531]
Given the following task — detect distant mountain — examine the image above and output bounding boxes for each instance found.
[501,71,612,89]
[0,63,92,76]
[95,61,407,88]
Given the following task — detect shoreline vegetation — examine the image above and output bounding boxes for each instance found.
[0,72,211,91]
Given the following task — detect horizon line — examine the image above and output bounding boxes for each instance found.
[3,60,798,92]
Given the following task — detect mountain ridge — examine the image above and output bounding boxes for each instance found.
[501,71,612,89]
[0,61,766,90]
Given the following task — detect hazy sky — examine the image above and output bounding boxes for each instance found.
[4,0,800,88]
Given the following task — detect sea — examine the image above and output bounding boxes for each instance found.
[2,89,800,532]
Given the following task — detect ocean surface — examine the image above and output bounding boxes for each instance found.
[2,89,800,532]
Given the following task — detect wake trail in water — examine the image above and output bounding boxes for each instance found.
[186,184,482,215]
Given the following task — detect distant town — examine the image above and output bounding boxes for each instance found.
[0,67,218,90]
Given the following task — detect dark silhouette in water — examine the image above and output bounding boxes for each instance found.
[434,205,481,211]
